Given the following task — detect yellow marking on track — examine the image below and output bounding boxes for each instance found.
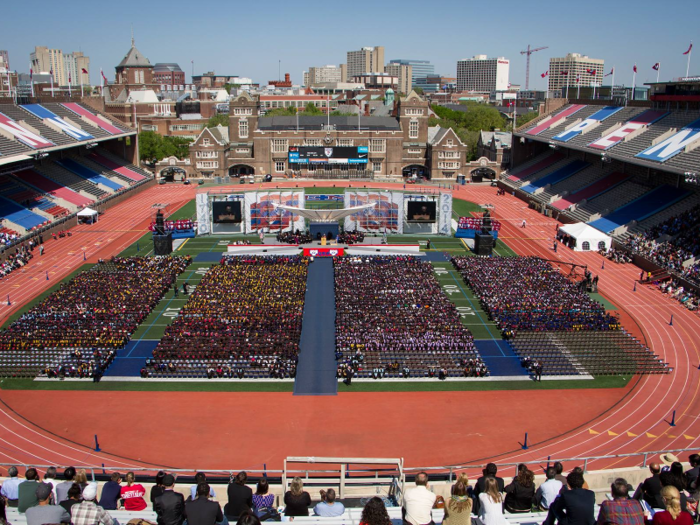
[608,431,618,436]
[177,238,190,251]
[588,429,600,435]
[685,434,695,440]
[646,432,657,438]
[627,432,637,437]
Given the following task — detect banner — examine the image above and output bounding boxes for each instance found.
[302,247,344,257]
[196,192,210,234]
[344,191,400,233]
[438,192,452,235]
[248,191,305,233]
[458,216,501,231]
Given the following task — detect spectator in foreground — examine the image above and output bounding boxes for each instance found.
[151,471,166,506]
[251,479,274,512]
[403,472,437,525]
[43,467,58,503]
[536,467,563,510]
[685,454,700,494]
[543,470,594,525]
[553,462,567,486]
[120,472,146,511]
[283,477,311,517]
[443,481,472,525]
[154,474,185,525]
[190,473,217,500]
[18,467,40,513]
[314,488,345,517]
[360,497,392,525]
[504,467,535,513]
[652,486,693,525]
[478,477,506,525]
[98,472,122,511]
[634,463,664,510]
[55,467,76,504]
[74,469,89,490]
[25,483,70,525]
[225,471,252,519]
[185,483,224,525]
[236,511,260,525]
[451,472,471,495]
[0,466,23,508]
[474,463,505,514]
[596,478,645,525]
[71,484,116,525]
[59,483,82,515]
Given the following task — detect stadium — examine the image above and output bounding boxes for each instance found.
[0,84,700,525]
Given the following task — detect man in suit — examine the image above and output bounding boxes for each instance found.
[473,463,505,514]
[186,483,224,525]
[633,463,664,510]
[224,471,252,520]
[155,474,185,525]
[543,470,595,525]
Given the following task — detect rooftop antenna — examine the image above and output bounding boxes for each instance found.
[131,24,135,47]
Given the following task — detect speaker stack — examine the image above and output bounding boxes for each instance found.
[474,233,494,256]
[153,233,173,255]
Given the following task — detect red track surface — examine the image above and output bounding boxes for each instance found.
[0,183,698,474]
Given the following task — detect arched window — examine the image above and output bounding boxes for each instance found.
[598,241,607,250]
[582,241,590,251]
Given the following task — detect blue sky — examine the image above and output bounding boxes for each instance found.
[3,0,698,89]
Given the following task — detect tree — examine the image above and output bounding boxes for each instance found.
[413,87,424,95]
[303,102,324,115]
[511,111,539,130]
[138,131,192,162]
[264,106,297,117]
[206,113,229,128]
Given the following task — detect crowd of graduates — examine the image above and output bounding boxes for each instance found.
[276,230,313,244]
[334,256,486,379]
[337,231,365,245]
[452,256,619,335]
[149,256,307,379]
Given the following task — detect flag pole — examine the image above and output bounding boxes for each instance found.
[50,73,54,97]
[513,91,517,131]
[577,78,580,99]
[687,42,693,78]
[657,63,661,83]
[632,68,637,100]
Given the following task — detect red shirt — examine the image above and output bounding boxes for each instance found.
[652,511,694,525]
[120,483,147,511]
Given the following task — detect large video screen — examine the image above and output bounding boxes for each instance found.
[212,201,242,224]
[406,201,437,223]
[289,146,368,164]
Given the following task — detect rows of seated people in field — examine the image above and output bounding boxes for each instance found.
[277,230,313,244]
[0,256,190,354]
[0,243,32,280]
[42,348,116,380]
[623,205,700,284]
[337,230,365,245]
[600,248,633,264]
[334,256,486,379]
[147,256,308,378]
[452,256,618,335]
[3,453,699,525]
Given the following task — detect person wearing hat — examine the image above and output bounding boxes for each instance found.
[155,474,186,525]
[25,483,70,525]
[71,483,117,525]
[660,453,680,473]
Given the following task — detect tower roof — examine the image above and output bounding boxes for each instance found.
[117,41,153,68]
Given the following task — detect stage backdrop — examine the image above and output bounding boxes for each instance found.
[344,191,403,233]
[244,191,305,233]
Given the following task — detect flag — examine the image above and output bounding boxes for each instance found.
[101,69,108,83]
[560,70,569,76]
[30,67,33,80]
[50,68,53,76]
[508,82,511,88]
[576,74,580,83]
[69,73,72,83]
[652,63,660,70]
[81,68,88,74]
[633,65,637,73]
[604,67,614,77]
[541,70,549,78]
[586,69,596,75]
[684,42,693,55]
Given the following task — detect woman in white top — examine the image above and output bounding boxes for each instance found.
[478,477,507,525]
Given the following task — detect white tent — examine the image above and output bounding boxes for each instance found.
[558,222,611,252]
[77,207,98,224]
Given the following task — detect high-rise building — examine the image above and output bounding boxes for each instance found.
[64,51,90,86]
[346,46,384,79]
[384,63,413,94]
[456,55,510,93]
[306,65,343,85]
[548,53,604,91]
[0,51,9,71]
[30,47,67,86]
[388,59,434,83]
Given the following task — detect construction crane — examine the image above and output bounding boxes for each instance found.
[520,45,549,90]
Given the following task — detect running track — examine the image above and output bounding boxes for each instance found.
[0,182,697,474]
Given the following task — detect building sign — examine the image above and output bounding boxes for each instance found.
[589,110,668,150]
[553,106,623,142]
[22,104,94,141]
[289,146,368,164]
[635,118,700,162]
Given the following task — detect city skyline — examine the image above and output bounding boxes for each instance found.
[2,0,698,90]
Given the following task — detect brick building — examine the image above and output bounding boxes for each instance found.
[153,63,185,88]
[109,39,161,101]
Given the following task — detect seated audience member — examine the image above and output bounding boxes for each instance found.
[18,467,40,513]
[154,474,186,525]
[43,466,58,503]
[0,466,22,508]
[634,463,664,510]
[151,471,166,506]
[120,471,146,511]
[553,462,567,486]
[451,472,471,496]
[504,467,536,513]
[660,470,689,513]
[474,463,505,514]
[71,484,116,525]
[225,471,253,519]
[536,467,563,510]
[74,469,89,491]
[478,477,506,525]
[236,511,261,525]
[25,483,70,525]
[444,481,472,525]
[543,470,595,525]
[314,488,345,517]
[59,483,83,514]
[251,479,274,512]
[284,477,311,517]
[596,478,644,525]
[190,473,217,500]
[652,486,694,525]
[186,483,224,525]
[360,496,393,525]
[403,472,437,525]
[99,472,122,510]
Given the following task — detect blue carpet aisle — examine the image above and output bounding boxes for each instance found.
[294,258,338,395]
[474,340,530,377]
[103,340,159,377]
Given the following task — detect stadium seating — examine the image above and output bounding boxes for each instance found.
[54,158,124,192]
[565,181,652,224]
[13,169,94,207]
[510,157,571,188]
[95,148,153,179]
[507,152,564,182]
[34,161,109,199]
[0,175,70,218]
[0,195,48,231]
[588,185,691,234]
[533,164,618,205]
[524,104,588,135]
[88,152,146,182]
[0,104,76,146]
[551,172,631,211]
[520,160,590,195]
[45,104,114,140]
[69,154,139,186]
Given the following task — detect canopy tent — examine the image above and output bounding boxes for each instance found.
[558,222,611,252]
[272,202,376,222]
[77,207,98,224]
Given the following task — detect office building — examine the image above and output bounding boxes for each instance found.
[64,51,90,86]
[306,65,343,86]
[456,55,510,93]
[30,46,67,86]
[388,59,434,83]
[0,51,9,71]
[548,53,604,91]
[346,46,384,79]
[153,63,185,88]
[384,63,412,94]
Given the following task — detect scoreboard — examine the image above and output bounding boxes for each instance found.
[288,146,368,164]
